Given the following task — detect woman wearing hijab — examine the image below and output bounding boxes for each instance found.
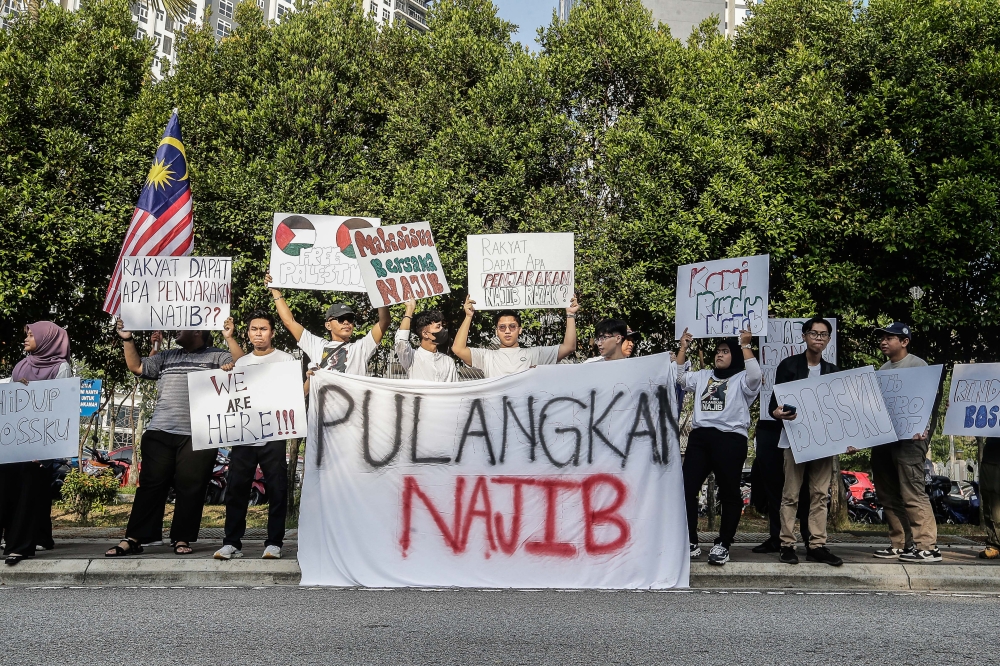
[1,321,72,566]
[674,327,761,566]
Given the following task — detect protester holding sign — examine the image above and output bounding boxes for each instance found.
[981,437,1000,560]
[868,323,940,562]
[451,295,580,378]
[395,299,458,382]
[674,328,761,565]
[1,322,72,566]
[105,321,231,557]
[212,311,295,561]
[266,272,390,376]
[767,317,844,567]
[584,319,630,363]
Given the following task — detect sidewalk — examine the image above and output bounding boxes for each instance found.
[2,529,997,590]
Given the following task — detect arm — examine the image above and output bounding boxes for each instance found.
[394,299,417,370]
[266,271,304,341]
[674,328,693,367]
[116,318,144,376]
[739,329,762,392]
[557,295,579,361]
[771,357,797,421]
[221,317,245,365]
[370,307,391,345]
[451,295,476,366]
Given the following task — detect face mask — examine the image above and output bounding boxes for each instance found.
[432,328,450,347]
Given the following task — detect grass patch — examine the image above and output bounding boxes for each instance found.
[51,503,271,529]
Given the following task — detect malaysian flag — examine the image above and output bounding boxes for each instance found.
[103,110,193,315]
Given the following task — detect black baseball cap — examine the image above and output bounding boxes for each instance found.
[325,304,356,321]
[875,322,912,339]
[625,329,642,341]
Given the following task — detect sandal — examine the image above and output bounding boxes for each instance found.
[172,541,194,555]
[5,554,26,566]
[105,538,143,557]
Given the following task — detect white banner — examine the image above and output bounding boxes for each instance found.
[299,355,689,589]
[354,221,450,307]
[466,233,574,310]
[943,363,1000,436]
[268,214,380,292]
[0,378,81,464]
[760,318,837,420]
[876,365,942,440]
[775,366,897,463]
[675,254,768,339]
[188,361,307,451]
[119,256,231,330]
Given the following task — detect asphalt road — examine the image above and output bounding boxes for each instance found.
[0,586,995,665]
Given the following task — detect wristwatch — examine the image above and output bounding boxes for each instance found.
[741,343,752,349]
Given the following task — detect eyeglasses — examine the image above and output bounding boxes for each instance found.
[804,331,830,340]
[497,325,519,332]
[597,334,620,343]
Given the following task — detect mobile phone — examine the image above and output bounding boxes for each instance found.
[782,404,797,415]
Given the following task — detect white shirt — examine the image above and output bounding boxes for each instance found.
[1,362,72,383]
[778,363,821,449]
[297,329,377,376]
[234,348,295,367]
[394,330,458,382]
[469,345,559,378]
[677,359,762,437]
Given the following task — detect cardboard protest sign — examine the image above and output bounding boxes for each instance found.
[759,318,837,420]
[943,363,1000,436]
[188,360,307,451]
[80,379,103,417]
[675,254,769,339]
[774,366,897,463]
[299,354,688,589]
[119,256,231,330]
[466,233,574,309]
[0,378,81,464]
[268,214,381,292]
[353,221,450,307]
[876,365,942,440]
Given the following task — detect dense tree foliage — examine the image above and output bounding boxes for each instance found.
[2,0,999,379]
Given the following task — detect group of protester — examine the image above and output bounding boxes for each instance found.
[3,276,1000,569]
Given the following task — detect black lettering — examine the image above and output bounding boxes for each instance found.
[656,385,678,466]
[587,390,626,464]
[538,396,586,468]
[410,395,450,464]
[316,383,355,468]
[455,398,496,465]
[363,392,402,468]
[502,396,535,463]
[624,392,657,469]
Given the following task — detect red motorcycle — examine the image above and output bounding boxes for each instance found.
[84,447,132,486]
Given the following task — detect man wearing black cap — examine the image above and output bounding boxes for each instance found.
[266,272,390,375]
[870,322,940,563]
[622,329,640,358]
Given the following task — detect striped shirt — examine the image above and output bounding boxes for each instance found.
[141,346,232,435]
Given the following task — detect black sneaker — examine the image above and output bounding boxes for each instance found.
[873,546,908,559]
[806,546,843,567]
[690,543,702,559]
[708,544,730,566]
[752,539,780,554]
[779,546,799,564]
[899,548,942,563]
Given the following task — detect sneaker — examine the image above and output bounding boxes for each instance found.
[873,546,909,559]
[900,548,942,563]
[979,546,1000,560]
[806,546,843,567]
[708,544,730,566]
[779,546,799,565]
[752,539,780,554]
[262,545,282,560]
[690,543,702,558]
[214,545,243,560]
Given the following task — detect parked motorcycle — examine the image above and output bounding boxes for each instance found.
[83,447,131,486]
[847,489,885,524]
[204,449,230,505]
[927,475,980,525]
[248,465,268,506]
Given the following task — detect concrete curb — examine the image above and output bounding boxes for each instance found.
[0,558,300,587]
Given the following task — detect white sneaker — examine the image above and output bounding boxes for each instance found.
[708,544,730,566]
[262,545,282,559]
[690,543,702,558]
[214,545,243,560]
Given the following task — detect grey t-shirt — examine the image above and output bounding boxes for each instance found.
[880,353,927,370]
[141,346,233,435]
[469,345,559,378]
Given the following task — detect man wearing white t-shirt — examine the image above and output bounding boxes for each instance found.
[451,294,580,378]
[215,310,300,561]
[265,271,390,377]
[395,299,458,382]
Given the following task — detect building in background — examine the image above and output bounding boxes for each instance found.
[558,0,753,38]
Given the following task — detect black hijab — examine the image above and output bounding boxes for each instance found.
[712,338,745,379]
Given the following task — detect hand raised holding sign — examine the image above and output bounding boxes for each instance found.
[566,294,580,316]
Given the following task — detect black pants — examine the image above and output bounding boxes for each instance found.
[683,427,749,548]
[224,440,288,550]
[0,462,48,557]
[125,430,217,545]
[756,426,811,544]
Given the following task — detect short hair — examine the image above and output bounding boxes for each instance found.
[494,310,522,327]
[412,309,444,337]
[244,310,276,330]
[595,318,628,339]
[801,317,832,335]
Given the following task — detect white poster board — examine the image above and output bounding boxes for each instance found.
[354,221,450,307]
[299,354,688,589]
[268,214,380,292]
[466,233,574,309]
[119,256,231,330]
[775,366,897,463]
[876,365,942,440]
[760,318,837,420]
[0,378,81,464]
[188,361,307,451]
[943,363,1000,436]
[675,254,768,339]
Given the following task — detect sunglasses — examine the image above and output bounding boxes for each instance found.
[328,315,356,324]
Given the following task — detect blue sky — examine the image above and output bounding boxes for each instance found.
[493,0,560,47]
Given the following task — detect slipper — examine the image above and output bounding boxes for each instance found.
[105,539,143,557]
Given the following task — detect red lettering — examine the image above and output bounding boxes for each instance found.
[400,276,415,301]
[376,278,400,305]
[460,476,497,552]
[410,274,425,298]
[492,477,535,555]
[581,474,629,555]
[400,475,465,556]
[524,479,578,558]
[428,273,445,295]
[354,230,378,258]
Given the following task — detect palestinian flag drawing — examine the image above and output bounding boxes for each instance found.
[336,217,375,259]
[274,216,317,256]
